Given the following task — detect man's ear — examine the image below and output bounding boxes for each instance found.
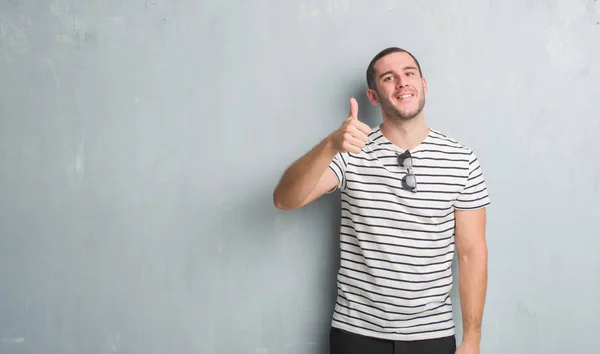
[422,77,428,94]
[367,88,380,105]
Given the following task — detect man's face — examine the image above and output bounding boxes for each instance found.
[368,52,428,121]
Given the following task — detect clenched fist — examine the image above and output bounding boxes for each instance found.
[329,98,372,154]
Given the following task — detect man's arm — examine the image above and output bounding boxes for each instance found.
[455,207,488,347]
[272,137,340,210]
[272,98,370,210]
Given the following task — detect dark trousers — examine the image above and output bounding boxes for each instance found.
[329,327,456,354]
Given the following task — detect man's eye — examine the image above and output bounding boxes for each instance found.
[384,76,393,81]
[406,72,414,76]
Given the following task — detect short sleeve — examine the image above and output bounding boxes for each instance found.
[326,152,348,193]
[454,150,491,210]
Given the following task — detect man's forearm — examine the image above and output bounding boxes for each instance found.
[273,101,370,210]
[458,246,488,344]
[273,136,337,210]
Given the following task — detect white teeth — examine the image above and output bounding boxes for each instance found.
[399,95,412,99]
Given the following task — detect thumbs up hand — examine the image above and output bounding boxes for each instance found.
[329,98,372,154]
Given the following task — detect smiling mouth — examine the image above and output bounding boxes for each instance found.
[395,93,415,101]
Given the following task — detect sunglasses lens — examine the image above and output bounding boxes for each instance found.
[404,174,416,189]
[397,154,412,168]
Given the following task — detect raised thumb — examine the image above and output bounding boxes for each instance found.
[349,98,359,120]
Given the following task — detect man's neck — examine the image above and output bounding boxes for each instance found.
[380,114,430,151]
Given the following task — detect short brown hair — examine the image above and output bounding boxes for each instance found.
[366,47,423,90]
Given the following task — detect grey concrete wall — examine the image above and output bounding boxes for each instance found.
[1,0,599,353]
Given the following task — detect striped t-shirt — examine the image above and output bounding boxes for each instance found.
[327,125,491,341]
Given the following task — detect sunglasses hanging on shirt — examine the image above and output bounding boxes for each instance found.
[397,150,417,192]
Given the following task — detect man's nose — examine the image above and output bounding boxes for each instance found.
[396,77,408,88]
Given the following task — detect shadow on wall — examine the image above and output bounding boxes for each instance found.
[204,177,342,351]
[450,253,462,341]
[295,191,342,354]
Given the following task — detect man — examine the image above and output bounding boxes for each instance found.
[273,47,490,354]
